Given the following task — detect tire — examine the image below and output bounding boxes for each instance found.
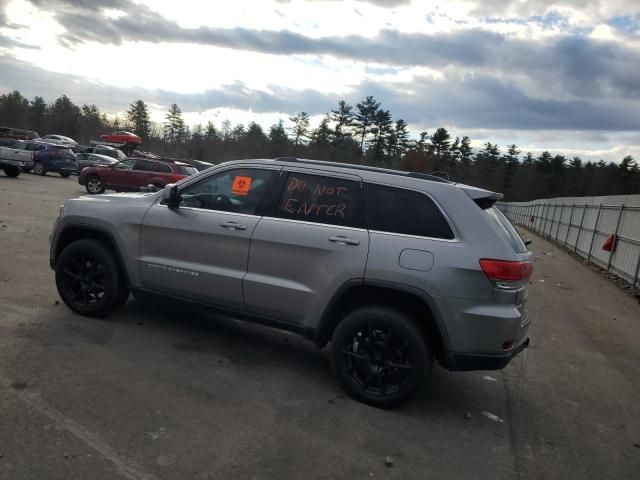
[55,239,129,318]
[85,174,105,194]
[34,162,47,176]
[330,306,431,408]
[3,166,20,177]
[60,172,71,178]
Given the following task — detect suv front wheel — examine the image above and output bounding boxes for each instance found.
[86,174,105,194]
[55,239,129,317]
[330,306,431,408]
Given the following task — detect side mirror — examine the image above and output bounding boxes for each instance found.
[524,239,532,246]
[162,183,181,208]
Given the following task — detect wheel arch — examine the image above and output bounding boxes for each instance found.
[51,224,131,286]
[316,280,452,365]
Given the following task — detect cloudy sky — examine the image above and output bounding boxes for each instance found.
[1,0,639,161]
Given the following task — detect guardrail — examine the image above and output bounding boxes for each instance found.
[498,195,640,288]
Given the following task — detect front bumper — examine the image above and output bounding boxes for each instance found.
[448,337,530,371]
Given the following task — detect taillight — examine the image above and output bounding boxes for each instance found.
[170,174,185,182]
[479,259,533,288]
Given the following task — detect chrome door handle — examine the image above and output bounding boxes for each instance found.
[329,235,360,246]
[221,221,247,230]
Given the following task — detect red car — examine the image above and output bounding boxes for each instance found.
[100,130,142,145]
[79,158,197,194]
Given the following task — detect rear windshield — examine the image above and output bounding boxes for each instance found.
[177,165,198,176]
[485,207,527,253]
[52,146,76,156]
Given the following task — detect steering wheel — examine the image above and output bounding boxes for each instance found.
[214,193,235,212]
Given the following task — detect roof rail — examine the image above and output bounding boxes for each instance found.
[273,157,451,184]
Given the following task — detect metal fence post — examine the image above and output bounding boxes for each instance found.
[542,204,550,238]
[549,204,558,240]
[607,204,625,272]
[537,203,544,233]
[564,204,575,247]
[555,204,564,241]
[574,204,587,254]
[633,251,640,288]
[587,204,603,263]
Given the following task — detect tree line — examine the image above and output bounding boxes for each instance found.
[0,89,637,201]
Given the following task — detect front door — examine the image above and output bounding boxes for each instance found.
[107,159,138,189]
[139,166,278,309]
[244,170,369,326]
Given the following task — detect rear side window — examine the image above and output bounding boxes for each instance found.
[154,162,172,173]
[134,159,154,171]
[365,183,454,240]
[276,173,361,227]
[485,207,527,253]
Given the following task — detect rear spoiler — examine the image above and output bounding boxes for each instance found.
[457,183,503,210]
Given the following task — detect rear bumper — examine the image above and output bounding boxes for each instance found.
[448,337,530,371]
[1,159,33,169]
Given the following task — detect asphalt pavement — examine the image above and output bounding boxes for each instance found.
[0,173,638,479]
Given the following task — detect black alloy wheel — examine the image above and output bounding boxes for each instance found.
[330,306,430,408]
[55,239,129,317]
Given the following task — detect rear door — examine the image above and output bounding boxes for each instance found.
[244,169,369,326]
[139,166,279,309]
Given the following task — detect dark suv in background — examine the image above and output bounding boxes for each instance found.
[24,141,79,177]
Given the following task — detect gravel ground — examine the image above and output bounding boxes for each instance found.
[0,173,638,479]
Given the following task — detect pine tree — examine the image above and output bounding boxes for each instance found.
[288,111,310,153]
[430,128,451,159]
[269,119,289,157]
[330,100,354,140]
[126,99,151,140]
[164,103,185,144]
[354,96,380,153]
[459,136,472,163]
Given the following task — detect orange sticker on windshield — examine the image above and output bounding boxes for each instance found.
[231,176,252,195]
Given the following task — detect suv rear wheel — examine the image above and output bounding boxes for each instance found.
[330,306,431,408]
[3,166,20,177]
[34,162,46,176]
[55,239,129,317]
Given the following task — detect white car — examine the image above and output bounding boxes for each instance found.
[41,134,78,149]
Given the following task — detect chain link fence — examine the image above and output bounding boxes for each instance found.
[498,194,640,288]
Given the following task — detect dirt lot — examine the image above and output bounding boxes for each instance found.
[0,173,639,480]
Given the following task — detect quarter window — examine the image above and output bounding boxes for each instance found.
[276,173,361,227]
[179,168,274,215]
[154,162,172,173]
[365,184,454,239]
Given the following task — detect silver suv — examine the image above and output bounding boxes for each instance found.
[50,157,533,407]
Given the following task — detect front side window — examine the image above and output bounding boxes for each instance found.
[114,159,136,170]
[179,168,274,215]
[365,183,454,240]
[276,173,361,227]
